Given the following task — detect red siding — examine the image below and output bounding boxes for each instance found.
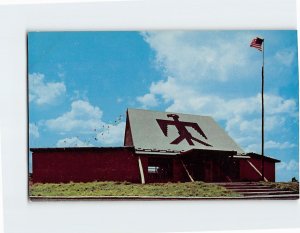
[138,155,189,183]
[32,148,141,183]
[32,148,278,183]
[173,158,190,182]
[240,158,276,182]
[124,112,133,146]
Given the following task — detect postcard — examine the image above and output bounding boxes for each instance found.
[28,30,299,200]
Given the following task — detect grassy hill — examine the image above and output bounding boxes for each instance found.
[29,181,240,198]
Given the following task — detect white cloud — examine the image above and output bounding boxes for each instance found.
[265,140,297,150]
[71,90,88,101]
[140,31,298,154]
[265,95,297,116]
[277,159,299,171]
[29,73,66,105]
[58,72,65,78]
[29,123,39,138]
[146,75,296,119]
[264,116,285,131]
[45,100,103,133]
[137,93,158,108]
[56,137,93,147]
[276,159,299,181]
[275,49,295,66]
[143,76,297,153]
[96,122,126,145]
[244,143,261,153]
[245,140,297,153]
[244,143,261,154]
[45,100,125,146]
[225,116,261,138]
[141,31,255,82]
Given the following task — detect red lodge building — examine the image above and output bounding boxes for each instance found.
[31,108,280,183]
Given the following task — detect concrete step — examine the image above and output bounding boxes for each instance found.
[215,183,268,186]
[229,188,282,192]
[213,182,299,199]
[223,185,271,189]
[212,182,262,185]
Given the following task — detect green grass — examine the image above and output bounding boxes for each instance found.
[29,181,240,198]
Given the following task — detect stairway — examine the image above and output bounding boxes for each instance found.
[216,182,299,199]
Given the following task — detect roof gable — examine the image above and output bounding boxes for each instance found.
[126,108,244,153]
[124,111,133,146]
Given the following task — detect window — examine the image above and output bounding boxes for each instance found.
[147,158,173,181]
[148,166,159,173]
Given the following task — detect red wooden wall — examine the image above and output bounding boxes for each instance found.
[240,158,276,182]
[32,148,141,183]
[140,156,190,183]
[32,148,277,183]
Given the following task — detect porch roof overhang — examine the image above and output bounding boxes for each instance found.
[180,148,239,157]
[134,147,251,159]
[135,148,180,155]
[246,152,281,163]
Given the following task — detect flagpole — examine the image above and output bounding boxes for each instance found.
[261,39,265,181]
[250,37,265,181]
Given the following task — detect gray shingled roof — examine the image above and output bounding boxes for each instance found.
[127,108,244,154]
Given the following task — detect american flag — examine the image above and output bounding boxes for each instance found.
[250,37,264,51]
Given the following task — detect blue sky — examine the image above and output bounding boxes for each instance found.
[28,31,299,181]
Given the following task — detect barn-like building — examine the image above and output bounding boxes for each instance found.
[31,108,280,183]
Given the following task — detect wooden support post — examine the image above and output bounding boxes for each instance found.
[180,159,194,182]
[247,160,268,182]
[138,156,145,184]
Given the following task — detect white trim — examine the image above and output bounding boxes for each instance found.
[138,156,145,184]
[135,151,178,155]
[180,159,194,182]
[247,160,268,182]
